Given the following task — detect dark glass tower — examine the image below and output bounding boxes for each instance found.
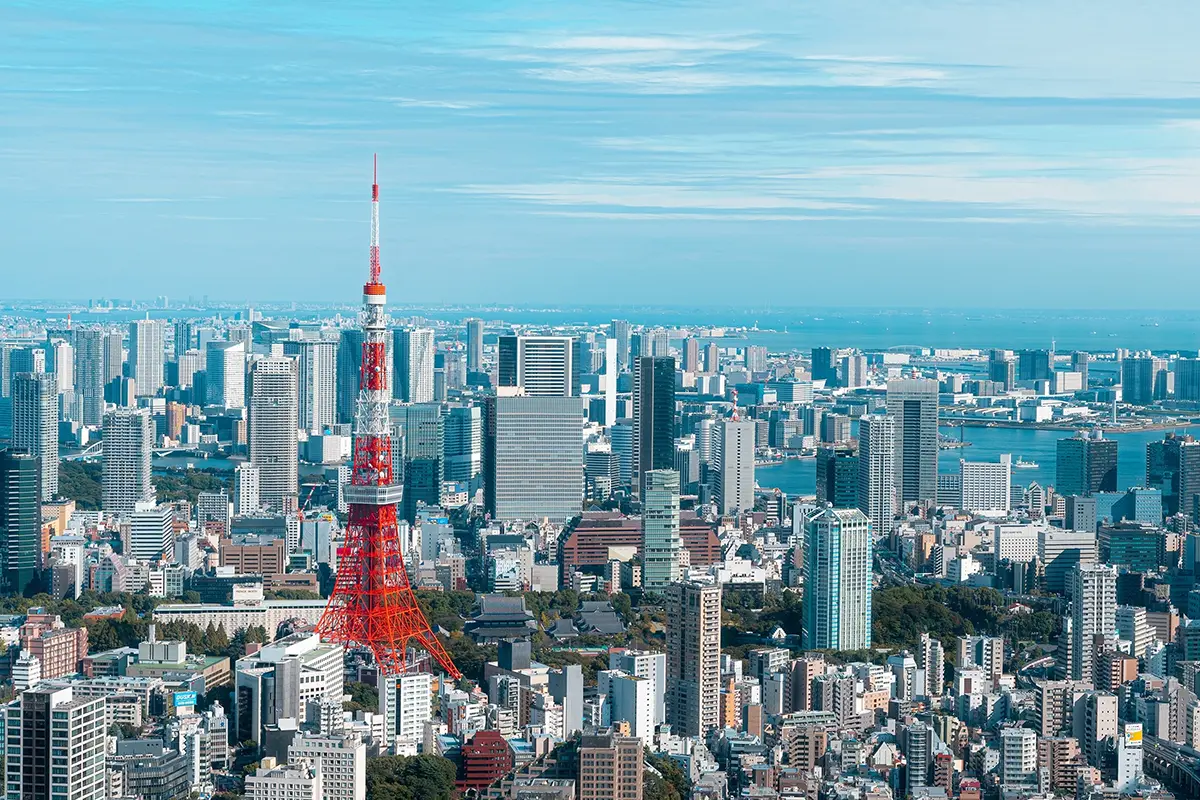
[0,449,40,595]
[633,356,676,498]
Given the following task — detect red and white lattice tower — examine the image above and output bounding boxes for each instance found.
[316,157,461,679]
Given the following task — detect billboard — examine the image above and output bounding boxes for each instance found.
[173,691,198,708]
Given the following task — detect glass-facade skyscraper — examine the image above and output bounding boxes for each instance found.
[642,469,681,589]
[633,356,675,498]
[803,507,873,651]
[0,449,40,595]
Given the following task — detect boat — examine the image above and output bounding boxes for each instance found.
[1013,457,1038,469]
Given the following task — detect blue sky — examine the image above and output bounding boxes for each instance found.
[5,1,1200,306]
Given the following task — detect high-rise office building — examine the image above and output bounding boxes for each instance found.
[642,470,682,589]
[1072,351,1090,388]
[819,413,851,444]
[887,379,939,505]
[572,333,600,396]
[1038,529,1098,594]
[285,339,337,433]
[1147,433,1200,518]
[12,372,58,501]
[4,686,107,800]
[206,340,246,409]
[102,408,155,513]
[249,356,299,512]
[396,403,442,521]
[632,356,675,498]
[1017,349,1052,382]
[744,345,767,373]
[856,414,896,535]
[174,319,195,358]
[803,507,872,651]
[129,318,165,396]
[73,329,108,426]
[465,318,484,373]
[497,335,573,397]
[1122,356,1168,405]
[960,455,1012,514]
[129,502,174,562]
[988,350,1015,391]
[0,449,40,595]
[234,463,261,517]
[816,444,858,508]
[103,331,124,384]
[443,404,482,484]
[394,328,435,404]
[712,418,755,515]
[841,354,867,388]
[811,347,837,385]
[578,732,643,800]
[1056,432,1117,497]
[704,343,720,375]
[1177,358,1200,402]
[682,338,701,373]
[47,339,73,397]
[666,580,721,737]
[609,319,631,372]
[1069,564,1117,683]
[485,395,582,522]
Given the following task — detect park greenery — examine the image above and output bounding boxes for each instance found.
[58,460,230,510]
[365,754,459,800]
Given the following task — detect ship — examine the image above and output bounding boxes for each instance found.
[1013,457,1038,469]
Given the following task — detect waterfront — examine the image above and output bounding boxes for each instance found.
[756,424,1199,498]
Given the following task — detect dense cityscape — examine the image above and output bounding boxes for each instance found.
[1,165,1200,800]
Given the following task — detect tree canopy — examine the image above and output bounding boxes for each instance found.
[365,755,458,800]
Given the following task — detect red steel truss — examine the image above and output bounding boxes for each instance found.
[316,157,461,679]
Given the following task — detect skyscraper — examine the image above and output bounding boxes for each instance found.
[803,507,872,651]
[286,339,337,433]
[1017,349,1052,382]
[682,338,701,373]
[102,408,155,514]
[497,335,573,397]
[0,449,40,595]
[1072,351,1090,388]
[103,330,124,384]
[703,343,720,375]
[1056,431,1117,497]
[1122,356,1168,405]
[485,395,582,522]
[12,372,58,501]
[642,469,682,589]
[609,319,631,371]
[886,378,939,505]
[811,347,837,385]
[633,356,675,498]
[206,340,246,409]
[666,580,721,737]
[1177,358,1200,402]
[465,318,484,373]
[443,404,482,484]
[856,414,896,535]
[174,319,195,358]
[234,463,261,516]
[4,686,107,800]
[816,444,858,508]
[712,418,755,515]
[73,329,107,426]
[841,354,867,388]
[129,318,165,396]
[988,349,1015,391]
[393,328,435,403]
[249,356,299,512]
[1069,564,1117,683]
[1147,433,1200,518]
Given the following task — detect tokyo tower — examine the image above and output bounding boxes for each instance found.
[316,157,462,679]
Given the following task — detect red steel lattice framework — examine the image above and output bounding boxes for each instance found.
[316,157,461,679]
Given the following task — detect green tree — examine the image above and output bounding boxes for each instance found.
[646,751,689,800]
[344,681,379,713]
[365,754,458,800]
